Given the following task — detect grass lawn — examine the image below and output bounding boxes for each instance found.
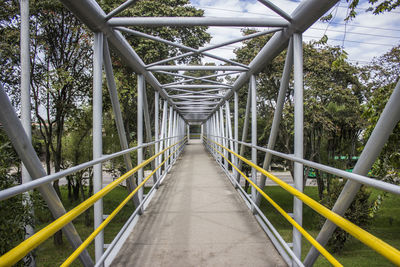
[29,184,399,266]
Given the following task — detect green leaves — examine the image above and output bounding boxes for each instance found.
[346,0,400,20]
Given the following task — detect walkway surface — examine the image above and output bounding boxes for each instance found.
[111,140,286,266]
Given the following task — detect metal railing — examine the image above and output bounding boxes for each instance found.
[0,137,186,267]
[203,135,400,266]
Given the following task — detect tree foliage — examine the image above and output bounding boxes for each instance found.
[347,0,400,20]
[0,132,33,265]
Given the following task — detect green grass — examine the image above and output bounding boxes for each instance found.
[258,186,400,266]
[30,185,400,266]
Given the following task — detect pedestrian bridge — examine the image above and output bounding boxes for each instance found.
[1,0,400,266]
[110,140,285,267]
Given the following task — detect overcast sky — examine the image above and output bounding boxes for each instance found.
[189,0,400,66]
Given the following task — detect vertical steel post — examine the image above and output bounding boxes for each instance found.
[225,101,234,168]
[154,91,160,188]
[304,78,400,266]
[142,83,156,183]
[224,105,229,170]
[187,124,190,142]
[250,75,257,212]
[137,74,144,204]
[167,106,173,168]
[236,89,251,183]
[172,110,177,161]
[20,1,35,265]
[214,113,219,158]
[103,39,141,208]
[220,107,227,169]
[160,101,168,173]
[292,33,303,264]
[234,91,239,186]
[210,115,215,155]
[215,110,221,162]
[93,32,104,263]
[212,114,216,155]
[256,39,294,206]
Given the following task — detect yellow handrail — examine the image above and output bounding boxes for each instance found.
[61,141,185,266]
[205,136,400,265]
[205,138,341,266]
[0,138,185,267]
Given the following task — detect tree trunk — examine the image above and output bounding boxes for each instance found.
[67,176,73,202]
[73,178,80,201]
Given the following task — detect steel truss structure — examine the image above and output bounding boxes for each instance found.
[0,0,400,266]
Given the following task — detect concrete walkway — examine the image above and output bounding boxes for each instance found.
[111,140,286,267]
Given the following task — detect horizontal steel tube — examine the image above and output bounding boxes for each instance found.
[158,70,239,86]
[209,135,400,195]
[147,29,281,68]
[109,17,290,27]
[0,137,177,201]
[164,85,230,89]
[148,65,248,71]
[170,95,222,99]
[117,27,247,68]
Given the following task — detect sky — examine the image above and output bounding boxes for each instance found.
[189,0,400,66]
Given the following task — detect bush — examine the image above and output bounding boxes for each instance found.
[320,179,372,252]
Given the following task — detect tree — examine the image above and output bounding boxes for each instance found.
[347,0,400,20]
[362,45,400,185]
[1,0,93,246]
[234,30,365,198]
[0,131,33,266]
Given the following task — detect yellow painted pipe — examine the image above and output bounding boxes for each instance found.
[206,137,400,265]
[0,139,185,267]
[61,142,185,266]
[207,140,341,266]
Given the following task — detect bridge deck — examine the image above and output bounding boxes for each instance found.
[111,140,286,266]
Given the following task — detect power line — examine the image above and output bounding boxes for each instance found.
[311,27,400,39]
[194,5,400,32]
[303,35,396,47]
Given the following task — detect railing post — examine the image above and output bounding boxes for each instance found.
[215,110,222,162]
[155,91,160,188]
[214,113,218,158]
[160,101,168,174]
[20,0,35,265]
[250,75,257,213]
[225,100,234,170]
[220,107,227,169]
[137,74,144,208]
[187,124,190,142]
[293,32,304,265]
[172,110,177,161]
[167,106,173,168]
[236,88,251,184]
[93,31,104,264]
[234,91,239,187]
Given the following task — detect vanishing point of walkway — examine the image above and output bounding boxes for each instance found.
[112,140,286,266]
